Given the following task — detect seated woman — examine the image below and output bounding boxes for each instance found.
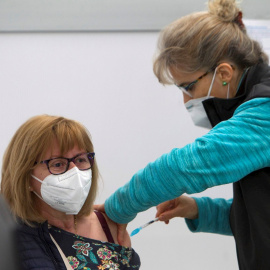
[1,114,140,270]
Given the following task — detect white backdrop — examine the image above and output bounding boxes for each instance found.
[0,31,238,269]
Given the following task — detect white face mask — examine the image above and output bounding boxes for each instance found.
[31,167,92,215]
[184,67,218,129]
[185,97,213,129]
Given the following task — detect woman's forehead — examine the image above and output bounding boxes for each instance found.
[40,137,82,159]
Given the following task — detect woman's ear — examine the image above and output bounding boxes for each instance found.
[217,63,234,84]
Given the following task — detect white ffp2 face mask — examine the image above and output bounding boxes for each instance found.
[31,167,92,215]
[184,67,218,129]
[184,96,213,129]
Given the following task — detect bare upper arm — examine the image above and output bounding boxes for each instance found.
[103,214,131,247]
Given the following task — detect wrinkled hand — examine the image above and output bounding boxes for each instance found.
[156,195,198,224]
[93,204,130,246]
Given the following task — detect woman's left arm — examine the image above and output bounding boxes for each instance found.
[185,197,233,235]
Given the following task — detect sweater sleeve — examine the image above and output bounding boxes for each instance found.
[185,197,233,235]
[105,98,270,224]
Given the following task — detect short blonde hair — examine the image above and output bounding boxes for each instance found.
[1,115,99,225]
[153,0,269,84]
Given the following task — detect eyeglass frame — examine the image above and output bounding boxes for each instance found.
[34,152,95,175]
[175,64,235,97]
[175,71,210,97]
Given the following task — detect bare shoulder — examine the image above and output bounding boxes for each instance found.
[102,213,118,239]
[98,211,131,248]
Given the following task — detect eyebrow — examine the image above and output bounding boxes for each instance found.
[51,151,86,159]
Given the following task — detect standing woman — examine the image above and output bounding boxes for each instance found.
[100,0,270,269]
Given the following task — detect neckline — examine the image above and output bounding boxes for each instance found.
[48,224,131,249]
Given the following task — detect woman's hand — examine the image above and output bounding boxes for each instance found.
[94,204,130,246]
[156,195,198,224]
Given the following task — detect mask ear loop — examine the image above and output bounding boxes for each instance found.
[31,174,46,185]
[32,190,45,201]
[207,67,218,98]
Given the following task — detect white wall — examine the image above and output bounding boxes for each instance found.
[1,0,270,31]
[0,32,238,269]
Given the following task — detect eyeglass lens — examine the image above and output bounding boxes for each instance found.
[176,70,210,98]
[48,153,93,174]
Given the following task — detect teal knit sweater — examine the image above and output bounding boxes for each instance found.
[105,97,270,235]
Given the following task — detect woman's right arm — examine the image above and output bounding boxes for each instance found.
[105,98,270,224]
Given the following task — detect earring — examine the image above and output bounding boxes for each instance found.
[222,81,228,86]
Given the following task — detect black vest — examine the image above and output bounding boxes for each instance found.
[203,63,270,270]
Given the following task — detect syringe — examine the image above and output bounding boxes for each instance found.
[130,217,159,237]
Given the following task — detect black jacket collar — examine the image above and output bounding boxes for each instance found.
[202,63,270,127]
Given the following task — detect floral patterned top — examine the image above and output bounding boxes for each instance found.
[49,224,140,270]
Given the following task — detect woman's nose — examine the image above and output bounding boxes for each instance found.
[68,161,76,170]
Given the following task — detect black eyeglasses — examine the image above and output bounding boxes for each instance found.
[35,152,95,175]
[175,71,210,97]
